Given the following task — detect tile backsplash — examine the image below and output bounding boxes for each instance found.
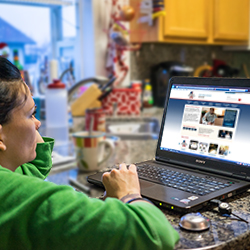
[130,43,250,80]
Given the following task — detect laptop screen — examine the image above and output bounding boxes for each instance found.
[159,80,250,169]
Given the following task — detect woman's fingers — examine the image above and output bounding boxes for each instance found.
[119,163,127,170]
[128,164,137,173]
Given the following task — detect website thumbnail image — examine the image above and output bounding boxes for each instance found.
[179,105,238,158]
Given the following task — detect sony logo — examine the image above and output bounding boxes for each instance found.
[196,159,206,164]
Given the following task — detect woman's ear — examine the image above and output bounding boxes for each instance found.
[0,125,6,151]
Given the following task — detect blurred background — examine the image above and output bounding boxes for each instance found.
[0,0,250,153]
[1,0,249,93]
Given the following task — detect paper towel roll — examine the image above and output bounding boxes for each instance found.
[49,59,58,82]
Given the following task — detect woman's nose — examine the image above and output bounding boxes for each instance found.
[34,118,41,130]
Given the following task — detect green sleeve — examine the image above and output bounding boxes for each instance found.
[15,137,54,179]
[0,170,179,250]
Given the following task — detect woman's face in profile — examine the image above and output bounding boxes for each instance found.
[1,90,41,167]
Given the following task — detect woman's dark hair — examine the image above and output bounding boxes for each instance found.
[0,56,29,125]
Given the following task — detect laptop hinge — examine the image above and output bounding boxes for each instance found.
[232,173,247,180]
[155,156,169,162]
[155,157,249,180]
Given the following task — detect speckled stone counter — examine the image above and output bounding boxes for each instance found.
[48,139,250,250]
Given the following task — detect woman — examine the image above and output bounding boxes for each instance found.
[0,57,179,250]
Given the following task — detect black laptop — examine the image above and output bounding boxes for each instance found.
[87,77,250,212]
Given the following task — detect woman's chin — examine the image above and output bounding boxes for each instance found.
[29,151,37,162]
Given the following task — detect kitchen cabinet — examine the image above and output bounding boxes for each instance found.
[213,0,249,43]
[130,0,249,45]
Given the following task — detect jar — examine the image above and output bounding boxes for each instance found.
[85,108,106,132]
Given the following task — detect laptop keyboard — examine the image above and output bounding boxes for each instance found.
[136,163,232,196]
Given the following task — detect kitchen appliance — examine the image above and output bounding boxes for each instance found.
[212,59,239,77]
[194,59,239,78]
[150,61,193,107]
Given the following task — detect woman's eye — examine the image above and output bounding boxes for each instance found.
[31,111,37,118]
[30,106,37,118]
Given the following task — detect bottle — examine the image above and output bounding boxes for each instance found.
[45,79,69,150]
[143,79,153,108]
[13,49,24,79]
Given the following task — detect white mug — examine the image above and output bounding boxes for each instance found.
[72,131,114,172]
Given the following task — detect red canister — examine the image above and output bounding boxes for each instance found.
[85,108,106,132]
[131,80,142,91]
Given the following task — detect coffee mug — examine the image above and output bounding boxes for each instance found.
[72,131,114,172]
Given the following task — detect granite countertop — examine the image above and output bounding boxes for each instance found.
[48,138,250,250]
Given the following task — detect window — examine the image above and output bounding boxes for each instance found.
[0,1,77,95]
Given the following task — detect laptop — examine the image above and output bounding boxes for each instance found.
[87,77,250,213]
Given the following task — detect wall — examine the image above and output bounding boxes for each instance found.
[130,43,250,81]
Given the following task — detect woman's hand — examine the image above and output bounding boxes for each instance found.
[102,163,141,200]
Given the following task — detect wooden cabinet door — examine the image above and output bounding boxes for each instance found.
[213,0,249,42]
[163,0,210,40]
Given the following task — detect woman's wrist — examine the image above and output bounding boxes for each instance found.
[120,193,142,203]
[126,197,154,205]
[120,193,154,205]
